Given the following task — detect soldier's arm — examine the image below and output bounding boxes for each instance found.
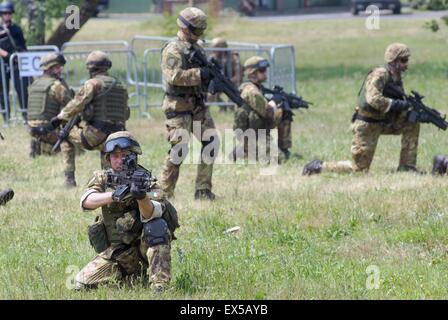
[242,87,272,119]
[49,80,74,108]
[58,79,100,120]
[364,68,393,113]
[80,171,112,211]
[161,43,201,87]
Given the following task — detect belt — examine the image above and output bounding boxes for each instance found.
[352,112,389,124]
[165,111,193,119]
[89,120,125,134]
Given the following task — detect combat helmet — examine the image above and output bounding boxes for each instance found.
[40,53,66,71]
[177,7,207,36]
[86,50,112,71]
[384,43,410,63]
[0,1,14,14]
[211,37,228,48]
[103,131,142,155]
[244,56,270,75]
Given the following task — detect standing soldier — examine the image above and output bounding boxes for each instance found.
[159,7,219,200]
[231,56,284,162]
[208,37,242,112]
[52,50,129,187]
[75,131,176,292]
[0,0,29,123]
[0,187,13,205]
[303,43,420,175]
[27,53,74,159]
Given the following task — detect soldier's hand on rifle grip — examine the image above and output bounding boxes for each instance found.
[131,182,147,200]
[390,99,411,112]
[50,116,62,128]
[200,67,213,84]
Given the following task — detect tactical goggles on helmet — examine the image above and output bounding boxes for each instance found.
[103,137,139,153]
[86,59,112,69]
[246,59,270,71]
[178,15,205,36]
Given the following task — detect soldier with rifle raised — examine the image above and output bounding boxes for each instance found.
[302,43,447,176]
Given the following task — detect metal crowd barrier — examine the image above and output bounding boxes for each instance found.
[61,41,141,117]
[0,39,296,123]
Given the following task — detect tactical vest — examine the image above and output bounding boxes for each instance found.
[101,199,138,245]
[27,76,61,121]
[358,66,403,117]
[91,75,128,122]
[162,39,203,96]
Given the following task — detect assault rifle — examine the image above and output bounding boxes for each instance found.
[261,85,312,120]
[384,85,448,130]
[51,114,81,153]
[106,153,156,201]
[186,48,247,107]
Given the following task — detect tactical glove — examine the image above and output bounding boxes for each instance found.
[200,67,213,84]
[50,116,62,128]
[390,99,411,112]
[112,185,130,202]
[130,170,150,200]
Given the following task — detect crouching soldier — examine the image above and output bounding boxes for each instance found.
[75,131,179,292]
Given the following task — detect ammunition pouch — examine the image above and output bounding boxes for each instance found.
[82,104,95,122]
[88,215,110,253]
[161,200,180,239]
[116,209,143,245]
[142,218,169,247]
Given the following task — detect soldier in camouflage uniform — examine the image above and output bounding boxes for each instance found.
[27,53,74,159]
[207,37,243,112]
[303,43,420,175]
[159,7,219,200]
[0,188,13,205]
[75,131,175,292]
[52,51,129,187]
[231,56,284,162]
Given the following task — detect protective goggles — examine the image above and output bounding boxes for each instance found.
[246,59,270,71]
[103,137,139,153]
[178,15,206,36]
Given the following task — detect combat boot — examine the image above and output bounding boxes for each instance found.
[64,171,77,188]
[302,159,323,176]
[29,138,41,158]
[194,189,216,201]
[0,188,14,205]
[432,154,448,175]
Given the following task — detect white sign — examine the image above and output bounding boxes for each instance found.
[17,52,54,77]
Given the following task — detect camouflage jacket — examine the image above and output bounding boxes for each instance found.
[161,31,206,113]
[357,65,404,120]
[240,81,282,129]
[59,71,117,121]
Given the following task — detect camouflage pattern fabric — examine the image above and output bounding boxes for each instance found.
[321,65,419,173]
[161,31,203,113]
[208,51,242,111]
[277,118,292,151]
[28,76,74,158]
[76,170,172,290]
[159,107,217,197]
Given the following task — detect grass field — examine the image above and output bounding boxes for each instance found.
[1,13,448,299]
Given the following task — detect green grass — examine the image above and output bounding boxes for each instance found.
[1,15,448,299]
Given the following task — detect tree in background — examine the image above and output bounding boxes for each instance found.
[10,0,100,48]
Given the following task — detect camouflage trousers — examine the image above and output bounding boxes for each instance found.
[75,240,171,290]
[278,118,292,151]
[231,118,291,163]
[28,124,74,158]
[160,107,218,197]
[322,118,420,173]
[61,124,109,174]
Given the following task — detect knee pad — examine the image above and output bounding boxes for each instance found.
[143,218,169,247]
